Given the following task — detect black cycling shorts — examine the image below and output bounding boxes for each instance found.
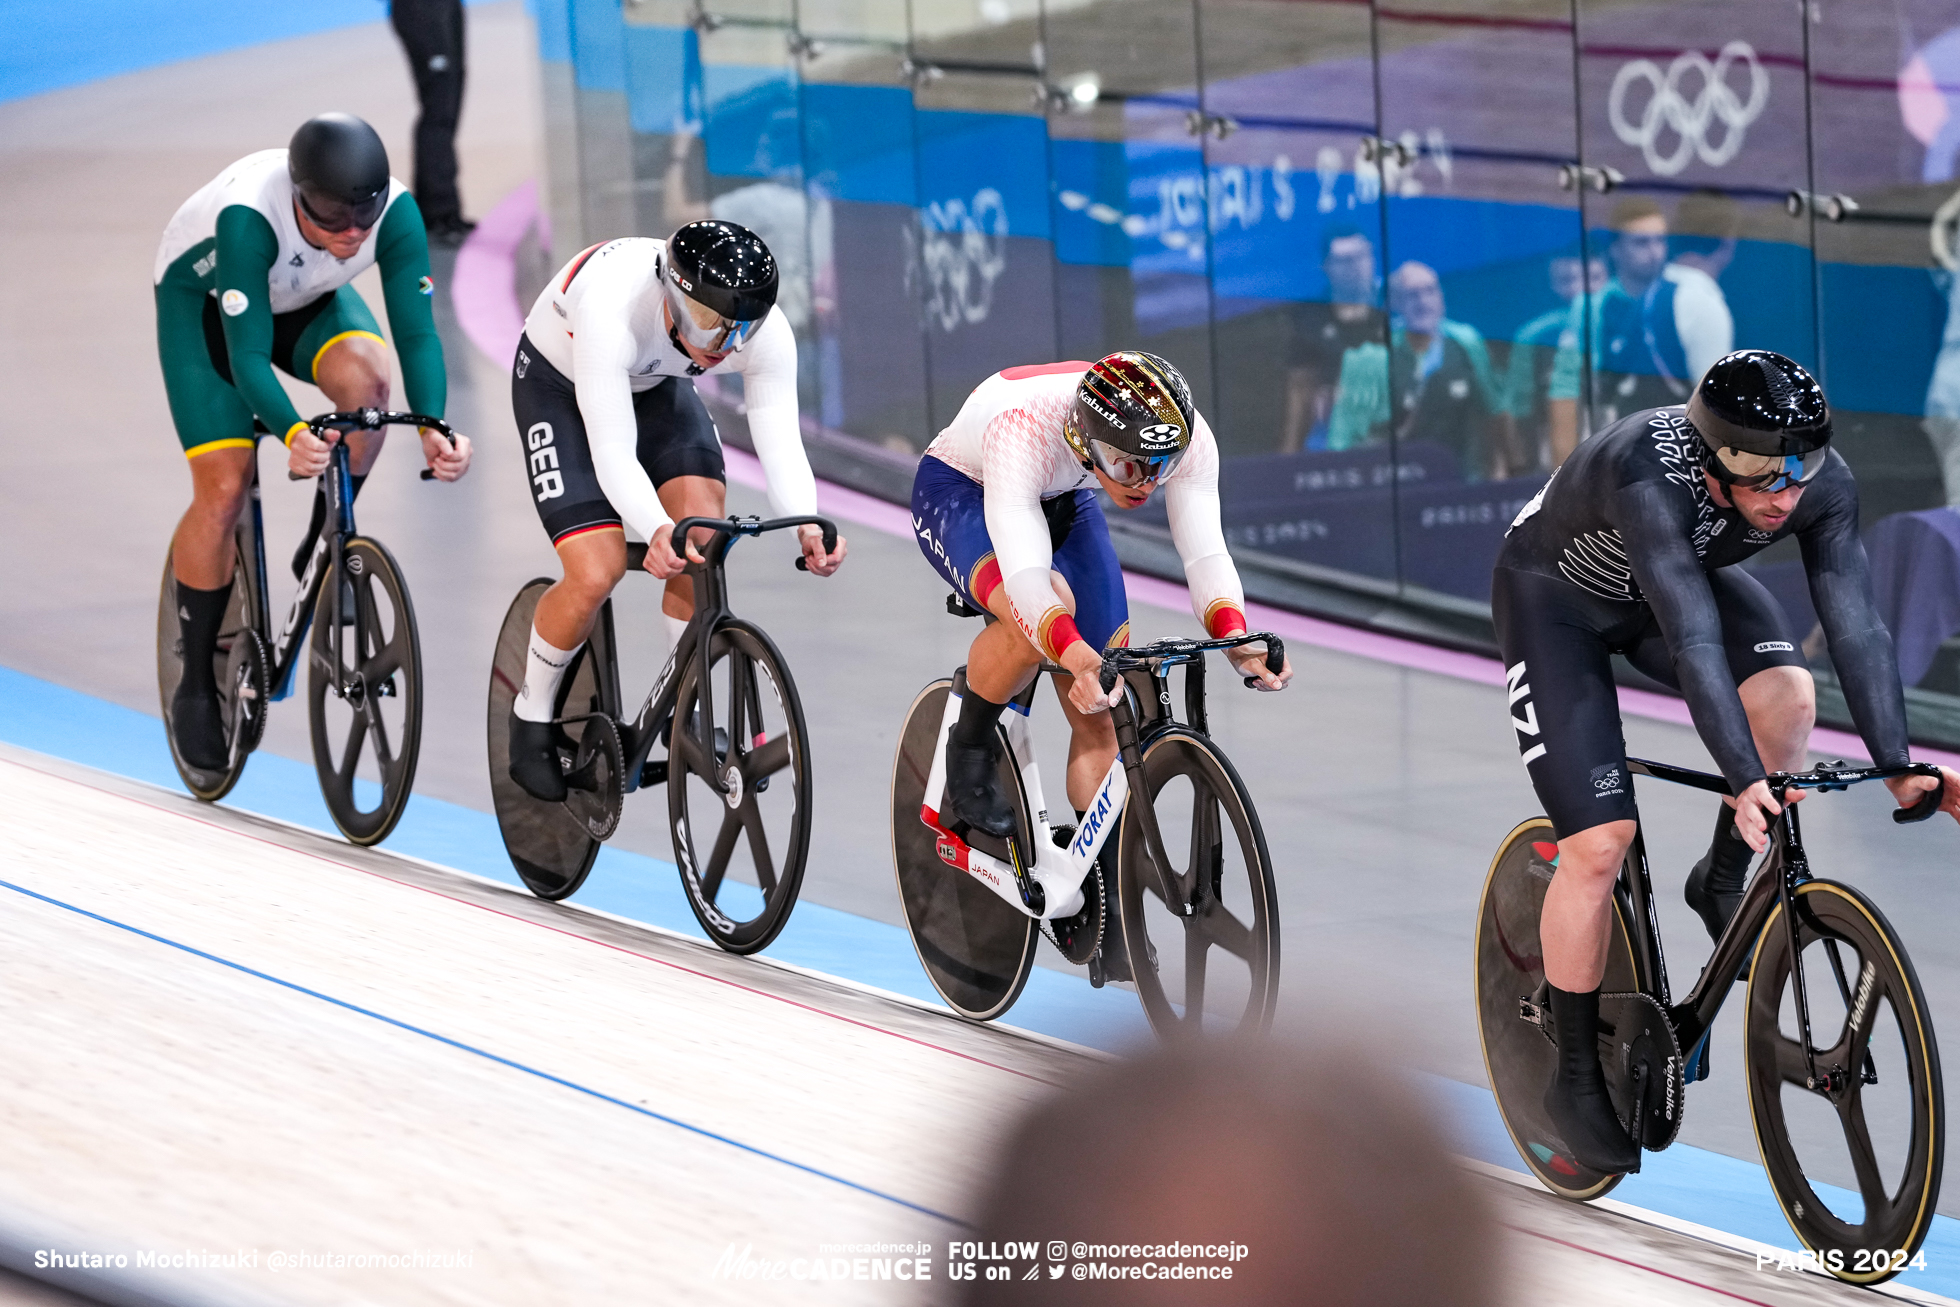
[509,332,725,544]
[1491,565,1808,839]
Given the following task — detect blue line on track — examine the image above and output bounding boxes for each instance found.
[0,875,969,1229]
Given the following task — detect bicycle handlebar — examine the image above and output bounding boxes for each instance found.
[285,410,458,481]
[1097,632,1285,693]
[620,514,839,573]
[1627,756,1946,824]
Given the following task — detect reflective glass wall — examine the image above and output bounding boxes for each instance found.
[534,0,1960,747]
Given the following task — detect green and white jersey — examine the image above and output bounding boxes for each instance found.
[153,149,443,443]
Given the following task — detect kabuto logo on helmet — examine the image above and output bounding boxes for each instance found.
[1081,390,1127,430]
[1137,423,1182,450]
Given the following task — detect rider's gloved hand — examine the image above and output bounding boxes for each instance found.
[1063,642,1120,716]
[797,523,848,576]
[642,524,701,579]
[1732,778,1806,852]
[287,425,338,479]
[422,426,472,481]
[1227,642,1292,692]
[1885,765,1960,823]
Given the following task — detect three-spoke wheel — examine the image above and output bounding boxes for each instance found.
[1117,729,1279,1039]
[308,536,423,845]
[669,619,813,953]
[1745,880,1943,1280]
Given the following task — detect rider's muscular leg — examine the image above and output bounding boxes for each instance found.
[1053,671,1117,812]
[534,529,627,650]
[1541,820,1637,992]
[654,475,728,640]
[171,446,255,589]
[940,585,1045,839]
[315,334,392,474]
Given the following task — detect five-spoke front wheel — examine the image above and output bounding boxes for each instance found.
[308,536,423,846]
[668,619,813,953]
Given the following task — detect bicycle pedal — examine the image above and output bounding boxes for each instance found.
[639,759,668,788]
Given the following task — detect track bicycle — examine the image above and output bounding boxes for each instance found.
[1476,757,1948,1284]
[157,409,455,844]
[487,513,836,954]
[891,597,1284,1039]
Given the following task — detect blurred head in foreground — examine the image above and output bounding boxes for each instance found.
[958,1038,1498,1306]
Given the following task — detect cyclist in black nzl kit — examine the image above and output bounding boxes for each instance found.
[1492,349,1960,1174]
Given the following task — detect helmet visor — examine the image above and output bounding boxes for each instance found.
[1709,443,1827,493]
[296,185,386,234]
[664,273,763,355]
[1088,437,1184,488]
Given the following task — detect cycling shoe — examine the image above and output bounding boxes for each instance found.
[508,714,568,803]
[171,682,229,772]
[1685,850,1746,946]
[1543,984,1640,1174]
[944,737,1015,838]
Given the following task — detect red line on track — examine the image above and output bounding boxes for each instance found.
[4,757,1073,1090]
[1504,1224,1779,1305]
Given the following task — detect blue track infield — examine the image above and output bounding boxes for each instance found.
[3,662,1957,1297]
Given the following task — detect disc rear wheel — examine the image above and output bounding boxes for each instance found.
[156,544,264,803]
[890,679,1037,1021]
[487,580,606,900]
[1475,819,1642,1199]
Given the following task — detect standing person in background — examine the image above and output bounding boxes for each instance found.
[1504,251,1604,472]
[1279,225,1386,453]
[1546,198,1733,464]
[390,0,475,245]
[1326,261,1511,480]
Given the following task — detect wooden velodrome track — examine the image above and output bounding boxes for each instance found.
[2,741,1948,1307]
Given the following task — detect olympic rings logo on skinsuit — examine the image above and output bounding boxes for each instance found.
[1608,41,1769,176]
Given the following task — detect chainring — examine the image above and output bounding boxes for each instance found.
[1600,990,1686,1153]
[1043,851,1105,966]
[564,713,624,841]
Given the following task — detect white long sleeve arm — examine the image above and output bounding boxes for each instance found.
[1164,421,1248,633]
[570,285,673,542]
[734,312,818,517]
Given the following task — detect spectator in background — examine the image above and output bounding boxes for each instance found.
[1280,225,1387,453]
[1545,197,1733,463]
[958,1038,1501,1307]
[391,0,475,245]
[1504,251,1605,472]
[1327,261,1511,481]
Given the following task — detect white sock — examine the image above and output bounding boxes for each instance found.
[665,612,690,651]
[515,625,581,723]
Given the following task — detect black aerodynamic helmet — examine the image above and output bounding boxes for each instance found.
[1064,351,1198,487]
[663,220,778,354]
[1687,350,1833,494]
[288,113,391,232]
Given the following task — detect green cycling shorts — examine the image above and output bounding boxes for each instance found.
[155,282,384,457]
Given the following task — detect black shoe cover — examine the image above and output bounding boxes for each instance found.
[1685,851,1746,946]
[944,737,1015,838]
[1543,984,1640,1174]
[171,682,229,772]
[509,715,568,803]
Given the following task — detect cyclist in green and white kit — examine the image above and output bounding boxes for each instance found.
[154,113,472,769]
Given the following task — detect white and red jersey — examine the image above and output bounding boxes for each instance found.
[923,361,1248,658]
[522,237,815,542]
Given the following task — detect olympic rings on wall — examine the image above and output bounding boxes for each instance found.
[1608,41,1770,176]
